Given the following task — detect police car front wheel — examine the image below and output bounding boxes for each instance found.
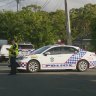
[77,60,89,72]
[27,60,40,72]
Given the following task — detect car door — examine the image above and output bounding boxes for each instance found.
[40,47,63,70]
[59,46,78,69]
[40,46,78,70]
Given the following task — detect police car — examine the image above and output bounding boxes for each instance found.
[18,43,35,56]
[16,44,96,72]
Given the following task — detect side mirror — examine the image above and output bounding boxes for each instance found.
[43,52,51,56]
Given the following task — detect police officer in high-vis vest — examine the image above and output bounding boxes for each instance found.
[7,39,19,75]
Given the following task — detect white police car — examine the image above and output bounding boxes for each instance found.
[18,43,34,56]
[16,44,96,72]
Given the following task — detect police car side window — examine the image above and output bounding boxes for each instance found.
[61,47,77,54]
[47,47,61,55]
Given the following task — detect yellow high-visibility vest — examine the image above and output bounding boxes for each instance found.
[9,43,19,57]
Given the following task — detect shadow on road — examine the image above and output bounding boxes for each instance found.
[0,69,96,96]
[0,69,85,74]
[0,68,95,73]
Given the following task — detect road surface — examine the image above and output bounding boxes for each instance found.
[0,63,96,96]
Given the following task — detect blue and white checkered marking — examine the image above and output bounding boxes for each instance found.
[65,50,86,65]
[21,63,26,68]
[43,50,87,68]
[89,61,96,67]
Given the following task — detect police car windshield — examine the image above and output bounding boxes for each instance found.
[33,46,50,54]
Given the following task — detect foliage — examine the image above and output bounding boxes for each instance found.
[0,4,96,49]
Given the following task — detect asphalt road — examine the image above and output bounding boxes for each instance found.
[0,64,96,96]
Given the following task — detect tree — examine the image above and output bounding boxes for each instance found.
[49,10,66,42]
[90,17,96,51]
[70,4,96,50]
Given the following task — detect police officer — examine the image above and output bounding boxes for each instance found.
[8,39,19,75]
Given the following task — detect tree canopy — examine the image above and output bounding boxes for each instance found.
[0,4,96,50]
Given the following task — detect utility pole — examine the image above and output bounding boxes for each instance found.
[64,0,72,45]
[16,0,20,12]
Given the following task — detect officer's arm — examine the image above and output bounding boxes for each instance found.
[7,48,12,51]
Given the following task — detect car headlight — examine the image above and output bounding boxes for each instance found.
[31,55,38,58]
[16,56,28,60]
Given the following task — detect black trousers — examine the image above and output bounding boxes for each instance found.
[10,56,17,74]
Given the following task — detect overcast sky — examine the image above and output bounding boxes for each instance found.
[0,0,96,11]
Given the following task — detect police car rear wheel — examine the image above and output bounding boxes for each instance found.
[77,60,89,72]
[27,60,40,72]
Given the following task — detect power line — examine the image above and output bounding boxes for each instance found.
[53,0,63,11]
[0,0,96,11]
[41,0,50,9]
[0,0,8,2]
[4,1,16,10]
[0,0,15,7]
